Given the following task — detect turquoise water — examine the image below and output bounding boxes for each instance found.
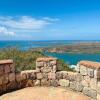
[45,52,100,65]
[0,40,100,64]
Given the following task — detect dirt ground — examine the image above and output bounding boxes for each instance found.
[0,87,91,100]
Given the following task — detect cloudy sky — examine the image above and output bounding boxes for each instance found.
[0,0,100,40]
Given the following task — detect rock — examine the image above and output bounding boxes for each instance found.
[0,76,3,85]
[83,87,97,99]
[70,82,76,90]
[41,79,50,86]
[90,78,97,90]
[21,73,27,80]
[9,73,15,82]
[59,79,69,87]
[97,82,100,94]
[41,67,51,73]
[75,64,80,72]
[36,73,43,79]
[50,80,58,87]
[4,64,10,73]
[75,82,83,92]
[82,80,89,87]
[48,72,56,80]
[34,80,40,86]
[36,61,44,67]
[87,68,94,78]
[84,75,91,83]
[50,60,56,65]
[26,79,33,87]
[10,64,15,72]
[75,73,83,82]
[52,65,56,72]
[3,74,9,84]
[43,73,48,79]
[56,72,63,80]
[0,65,4,75]
[16,73,22,82]
[80,65,87,75]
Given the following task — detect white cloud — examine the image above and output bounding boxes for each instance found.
[43,17,59,21]
[0,16,58,30]
[0,26,15,36]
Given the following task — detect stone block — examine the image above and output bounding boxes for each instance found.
[0,65,4,75]
[10,64,15,72]
[26,79,33,87]
[56,72,63,80]
[90,78,97,90]
[50,60,56,65]
[21,72,27,80]
[52,65,56,72]
[75,73,83,82]
[70,82,76,90]
[87,68,94,78]
[43,73,48,79]
[94,69,100,79]
[41,79,50,86]
[36,73,43,79]
[82,80,89,87]
[75,82,83,92]
[84,75,91,83]
[0,76,3,85]
[16,73,22,82]
[34,80,40,86]
[80,65,87,75]
[48,72,56,80]
[41,67,51,73]
[3,74,9,84]
[4,64,10,73]
[59,79,69,87]
[97,81,100,94]
[9,73,15,82]
[83,87,97,99]
[36,61,44,67]
[50,80,58,87]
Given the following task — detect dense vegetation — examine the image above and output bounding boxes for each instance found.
[0,48,73,72]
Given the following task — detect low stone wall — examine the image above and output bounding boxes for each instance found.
[0,58,100,99]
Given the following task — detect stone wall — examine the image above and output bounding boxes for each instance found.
[0,58,100,99]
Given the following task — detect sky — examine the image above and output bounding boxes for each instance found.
[0,0,100,40]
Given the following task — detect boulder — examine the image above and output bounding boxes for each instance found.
[59,79,69,87]
[34,80,41,86]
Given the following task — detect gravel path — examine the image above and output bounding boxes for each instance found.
[0,87,91,100]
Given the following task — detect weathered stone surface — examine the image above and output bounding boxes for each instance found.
[10,64,15,72]
[41,79,50,86]
[52,65,56,72]
[80,65,87,75]
[56,72,63,79]
[82,80,89,87]
[7,82,17,91]
[50,60,56,65]
[84,75,91,83]
[87,68,94,78]
[70,82,76,90]
[3,74,9,84]
[50,80,58,87]
[0,65,4,75]
[83,87,97,99]
[94,69,100,79]
[41,67,51,73]
[43,73,48,79]
[4,64,10,73]
[75,82,83,92]
[75,73,83,82]
[48,72,56,80]
[26,79,33,87]
[34,80,40,86]
[36,73,43,79]
[16,73,22,82]
[9,73,15,82]
[0,76,3,85]
[97,81,100,94]
[21,72,27,80]
[36,61,44,67]
[59,79,69,87]
[90,78,97,90]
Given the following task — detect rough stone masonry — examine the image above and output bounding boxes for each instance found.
[0,57,100,100]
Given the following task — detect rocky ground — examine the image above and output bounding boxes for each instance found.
[0,87,91,100]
